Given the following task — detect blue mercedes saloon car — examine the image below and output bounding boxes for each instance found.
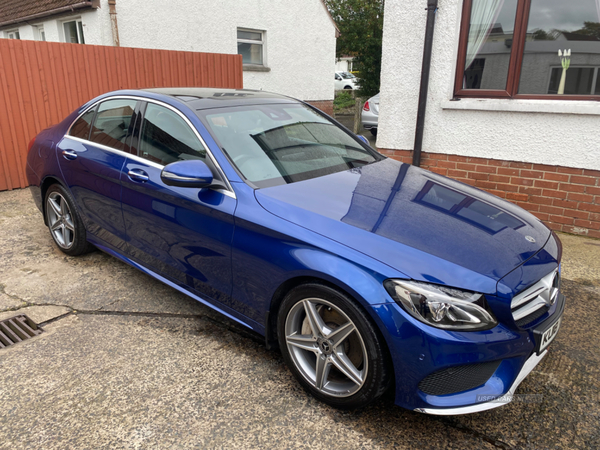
[26,88,564,414]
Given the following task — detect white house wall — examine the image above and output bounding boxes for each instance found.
[378,0,600,171]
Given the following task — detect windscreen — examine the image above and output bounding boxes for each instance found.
[198,103,381,188]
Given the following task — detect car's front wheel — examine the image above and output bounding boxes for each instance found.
[45,184,93,256]
[277,283,390,409]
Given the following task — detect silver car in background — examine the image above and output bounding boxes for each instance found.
[361,93,379,136]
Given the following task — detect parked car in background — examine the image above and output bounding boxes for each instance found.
[335,71,359,90]
[26,88,565,415]
[361,93,379,136]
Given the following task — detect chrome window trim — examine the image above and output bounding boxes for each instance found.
[65,95,236,199]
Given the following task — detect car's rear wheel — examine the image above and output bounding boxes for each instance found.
[277,283,390,409]
[370,128,378,137]
[45,184,92,256]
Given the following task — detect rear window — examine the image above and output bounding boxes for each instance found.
[90,99,137,151]
[69,107,96,140]
[198,103,381,188]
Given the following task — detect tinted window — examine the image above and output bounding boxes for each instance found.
[199,103,381,188]
[139,103,207,166]
[69,107,96,140]
[90,99,137,151]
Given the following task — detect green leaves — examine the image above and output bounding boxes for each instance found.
[325,0,384,98]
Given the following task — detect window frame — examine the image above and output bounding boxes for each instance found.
[65,96,235,197]
[61,18,85,44]
[6,29,20,39]
[237,27,266,67]
[455,0,600,101]
[34,25,46,42]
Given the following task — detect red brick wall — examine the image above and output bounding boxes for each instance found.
[380,149,600,239]
[306,100,334,116]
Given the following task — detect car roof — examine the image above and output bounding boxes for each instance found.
[142,87,299,110]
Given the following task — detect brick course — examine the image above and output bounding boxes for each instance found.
[306,100,334,116]
[380,149,600,239]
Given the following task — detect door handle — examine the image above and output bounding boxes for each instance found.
[62,150,78,160]
[128,169,149,182]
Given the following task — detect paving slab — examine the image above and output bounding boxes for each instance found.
[0,188,599,449]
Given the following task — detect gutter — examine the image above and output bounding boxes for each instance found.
[412,0,439,167]
[0,2,97,28]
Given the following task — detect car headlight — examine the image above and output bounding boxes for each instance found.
[384,280,497,331]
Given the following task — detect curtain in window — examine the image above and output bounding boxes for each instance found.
[465,0,505,71]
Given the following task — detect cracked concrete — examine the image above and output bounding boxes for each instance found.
[0,187,599,449]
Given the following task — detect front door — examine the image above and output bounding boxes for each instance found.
[120,101,236,304]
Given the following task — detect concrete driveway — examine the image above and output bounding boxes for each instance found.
[0,188,598,449]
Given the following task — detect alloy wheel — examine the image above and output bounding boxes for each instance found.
[47,192,75,249]
[284,298,368,397]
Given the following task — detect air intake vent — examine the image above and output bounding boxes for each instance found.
[511,270,559,328]
[0,315,43,348]
[418,361,501,396]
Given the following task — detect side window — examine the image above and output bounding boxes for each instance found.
[90,99,137,151]
[69,107,96,140]
[139,103,207,166]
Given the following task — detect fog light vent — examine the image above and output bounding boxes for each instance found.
[418,361,501,396]
[0,315,43,348]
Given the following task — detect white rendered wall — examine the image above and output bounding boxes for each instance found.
[98,0,336,101]
[378,0,600,170]
[1,0,336,102]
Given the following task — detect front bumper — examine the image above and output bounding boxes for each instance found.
[414,349,547,415]
[371,292,565,414]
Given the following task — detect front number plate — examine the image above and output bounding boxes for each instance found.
[538,318,561,354]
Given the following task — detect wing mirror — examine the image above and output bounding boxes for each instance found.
[161,159,214,188]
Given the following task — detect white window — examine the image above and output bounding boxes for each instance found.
[6,30,20,39]
[237,28,265,66]
[35,25,46,42]
[62,19,85,44]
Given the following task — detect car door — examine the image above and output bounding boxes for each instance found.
[57,98,139,249]
[120,100,237,305]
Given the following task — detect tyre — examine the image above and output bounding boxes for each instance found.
[277,283,390,409]
[370,128,378,137]
[45,184,93,256]
[344,86,352,90]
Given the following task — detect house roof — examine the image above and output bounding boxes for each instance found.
[0,0,95,27]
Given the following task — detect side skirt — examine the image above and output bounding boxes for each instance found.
[89,239,266,336]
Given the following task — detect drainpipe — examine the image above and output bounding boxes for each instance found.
[412,0,438,167]
[108,0,120,47]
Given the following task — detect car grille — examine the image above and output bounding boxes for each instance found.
[511,269,560,328]
[418,361,502,396]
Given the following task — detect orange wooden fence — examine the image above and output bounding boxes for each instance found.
[0,39,243,191]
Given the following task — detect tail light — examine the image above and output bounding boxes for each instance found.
[28,137,36,152]
[363,101,370,112]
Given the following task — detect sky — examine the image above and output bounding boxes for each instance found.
[492,0,600,33]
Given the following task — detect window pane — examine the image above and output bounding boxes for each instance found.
[64,21,79,43]
[596,72,600,94]
[548,67,595,94]
[463,0,519,90]
[519,0,600,95]
[90,99,136,151]
[69,108,96,140]
[77,21,85,44]
[238,42,263,65]
[201,104,378,187]
[237,30,262,41]
[139,103,206,166]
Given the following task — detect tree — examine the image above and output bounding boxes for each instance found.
[325,0,385,98]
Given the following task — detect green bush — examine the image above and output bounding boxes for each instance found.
[334,91,356,111]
